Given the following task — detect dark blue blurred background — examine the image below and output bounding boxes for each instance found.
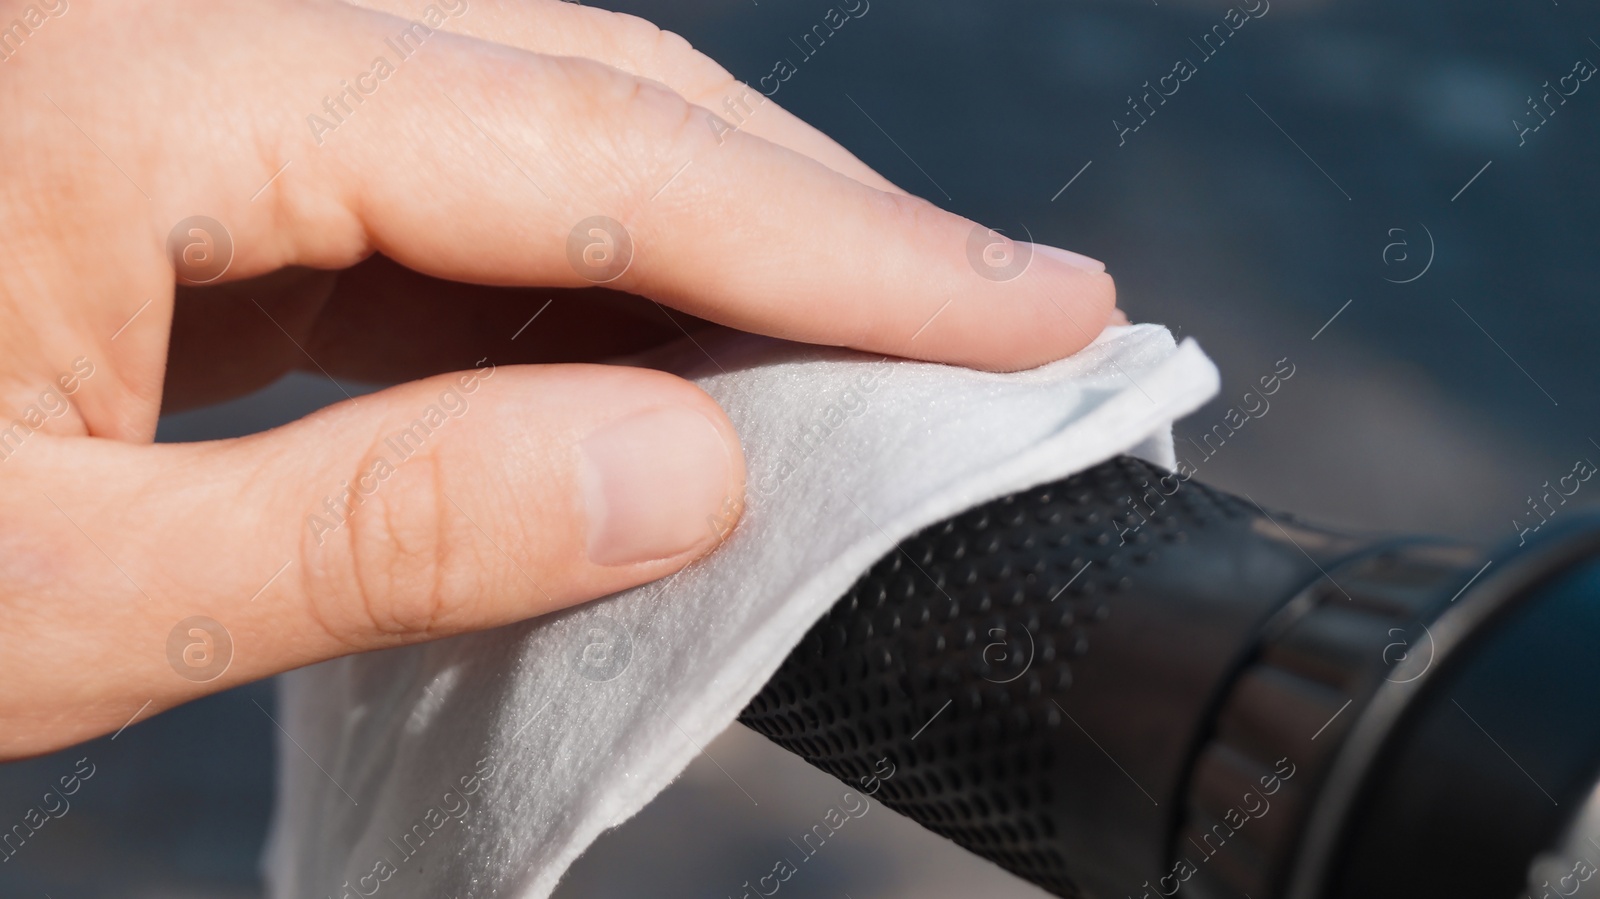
[5,0,1598,895]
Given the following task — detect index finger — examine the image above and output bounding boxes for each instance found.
[216,4,1118,370]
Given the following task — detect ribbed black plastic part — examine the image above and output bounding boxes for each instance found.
[741,455,1600,899]
[1325,553,1600,899]
[740,456,1390,898]
[1176,542,1478,898]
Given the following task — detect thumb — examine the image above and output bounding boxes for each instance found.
[1,362,743,757]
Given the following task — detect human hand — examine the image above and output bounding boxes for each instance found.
[0,0,1115,757]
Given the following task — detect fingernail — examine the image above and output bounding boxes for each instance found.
[579,406,734,566]
[1107,307,1131,326]
[1028,243,1107,273]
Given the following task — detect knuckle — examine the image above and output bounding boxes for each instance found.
[604,13,745,118]
[651,26,701,66]
[549,54,712,209]
[604,12,672,60]
[605,13,725,85]
[637,80,709,144]
[647,24,736,98]
[299,445,482,647]
[874,189,953,242]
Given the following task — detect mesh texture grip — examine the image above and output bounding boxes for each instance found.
[740,456,1356,897]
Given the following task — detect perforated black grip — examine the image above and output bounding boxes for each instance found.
[740,456,1486,899]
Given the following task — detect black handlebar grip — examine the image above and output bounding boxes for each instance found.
[740,456,1600,899]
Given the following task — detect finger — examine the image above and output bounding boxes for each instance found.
[0,363,744,757]
[9,0,1107,447]
[228,5,1116,371]
[343,0,907,194]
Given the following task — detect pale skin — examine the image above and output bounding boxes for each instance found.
[0,0,1117,759]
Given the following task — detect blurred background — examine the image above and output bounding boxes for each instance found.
[4,0,1599,895]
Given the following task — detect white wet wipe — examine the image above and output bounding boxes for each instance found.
[264,324,1220,899]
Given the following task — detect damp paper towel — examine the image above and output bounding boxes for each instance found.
[264,323,1220,899]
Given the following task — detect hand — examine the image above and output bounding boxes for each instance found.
[0,0,1115,758]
